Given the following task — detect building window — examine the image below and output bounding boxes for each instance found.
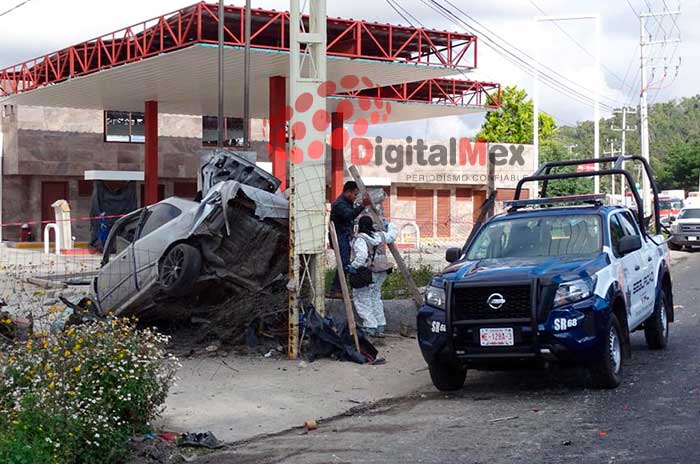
[202,116,244,147]
[104,111,145,143]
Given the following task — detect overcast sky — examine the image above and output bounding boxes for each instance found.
[0,0,695,138]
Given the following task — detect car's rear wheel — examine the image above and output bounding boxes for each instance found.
[645,289,669,350]
[589,314,623,389]
[159,243,202,297]
[428,360,467,391]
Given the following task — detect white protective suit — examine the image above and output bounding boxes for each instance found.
[350,222,398,330]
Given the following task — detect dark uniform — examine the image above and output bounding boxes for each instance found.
[330,195,365,292]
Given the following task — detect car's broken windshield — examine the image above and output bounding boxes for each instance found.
[467,215,602,260]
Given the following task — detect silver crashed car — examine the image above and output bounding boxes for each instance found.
[92,180,289,317]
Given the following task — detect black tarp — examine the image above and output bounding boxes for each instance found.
[89,181,137,250]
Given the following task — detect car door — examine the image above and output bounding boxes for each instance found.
[618,211,655,320]
[609,213,646,328]
[131,203,184,289]
[95,212,141,313]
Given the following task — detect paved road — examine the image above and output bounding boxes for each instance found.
[200,251,700,464]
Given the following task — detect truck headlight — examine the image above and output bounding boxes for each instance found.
[671,223,679,234]
[553,277,596,307]
[425,286,446,310]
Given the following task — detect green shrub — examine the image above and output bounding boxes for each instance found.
[325,264,434,300]
[0,319,178,464]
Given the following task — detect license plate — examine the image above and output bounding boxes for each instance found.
[479,328,514,346]
[689,236,698,241]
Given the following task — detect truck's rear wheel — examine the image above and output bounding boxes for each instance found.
[590,314,623,389]
[428,360,467,391]
[645,289,669,350]
[159,243,202,297]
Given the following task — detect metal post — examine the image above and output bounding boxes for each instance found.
[0,106,3,243]
[217,0,225,148]
[532,19,539,173]
[639,13,650,215]
[593,15,601,195]
[243,0,252,147]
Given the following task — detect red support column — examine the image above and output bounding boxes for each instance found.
[330,112,344,201]
[269,76,287,190]
[144,101,159,206]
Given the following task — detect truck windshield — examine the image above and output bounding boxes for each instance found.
[467,215,602,260]
[679,209,700,219]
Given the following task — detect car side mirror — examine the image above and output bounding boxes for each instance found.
[617,235,642,255]
[670,216,677,223]
[445,247,462,263]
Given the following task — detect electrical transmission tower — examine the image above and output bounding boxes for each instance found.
[639,1,681,216]
[612,107,638,198]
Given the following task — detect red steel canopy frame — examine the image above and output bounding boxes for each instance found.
[337,78,501,108]
[0,2,478,98]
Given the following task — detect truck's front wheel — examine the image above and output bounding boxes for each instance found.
[589,314,623,389]
[645,289,669,350]
[428,360,467,391]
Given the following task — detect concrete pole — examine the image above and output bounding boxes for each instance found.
[0,106,3,243]
[532,18,539,173]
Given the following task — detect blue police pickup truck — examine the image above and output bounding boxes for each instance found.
[417,156,674,390]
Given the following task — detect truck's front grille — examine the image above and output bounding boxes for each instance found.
[681,224,700,233]
[452,285,531,321]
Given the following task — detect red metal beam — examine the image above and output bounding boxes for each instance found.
[269,76,287,191]
[0,3,477,98]
[335,78,502,110]
[330,112,344,201]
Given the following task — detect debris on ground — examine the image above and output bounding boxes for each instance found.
[304,419,319,431]
[179,431,224,449]
[305,306,379,364]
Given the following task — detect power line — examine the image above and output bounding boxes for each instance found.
[0,0,33,18]
[384,0,423,27]
[527,0,634,92]
[626,0,639,15]
[419,0,617,110]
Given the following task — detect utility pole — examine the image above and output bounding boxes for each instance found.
[243,0,252,147]
[604,139,622,197]
[639,5,681,217]
[612,107,637,200]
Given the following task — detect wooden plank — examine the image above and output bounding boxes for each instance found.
[329,221,360,352]
[348,165,424,307]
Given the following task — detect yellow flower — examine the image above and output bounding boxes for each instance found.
[48,382,55,390]
[26,343,33,351]
[42,340,48,349]
[68,391,76,397]
[73,344,81,351]
[74,366,81,373]
[64,350,71,357]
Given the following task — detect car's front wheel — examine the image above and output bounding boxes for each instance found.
[589,314,623,389]
[159,243,202,297]
[668,240,681,251]
[645,289,669,350]
[428,360,467,391]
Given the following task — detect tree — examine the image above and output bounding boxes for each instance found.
[477,85,557,144]
[656,142,700,192]
[539,140,592,197]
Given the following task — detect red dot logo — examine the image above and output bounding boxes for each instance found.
[266,74,391,165]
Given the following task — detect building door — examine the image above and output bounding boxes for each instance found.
[416,189,434,238]
[472,190,486,224]
[41,182,69,239]
[437,190,451,237]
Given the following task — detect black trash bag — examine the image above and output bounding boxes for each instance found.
[178,431,224,449]
[305,305,378,364]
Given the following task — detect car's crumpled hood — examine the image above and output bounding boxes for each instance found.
[202,181,288,236]
[434,253,610,286]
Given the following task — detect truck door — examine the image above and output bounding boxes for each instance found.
[610,213,646,328]
[619,211,655,320]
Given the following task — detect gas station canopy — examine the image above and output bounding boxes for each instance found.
[0,2,501,122]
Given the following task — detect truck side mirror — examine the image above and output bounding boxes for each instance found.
[617,235,642,255]
[445,247,462,263]
[670,216,676,223]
